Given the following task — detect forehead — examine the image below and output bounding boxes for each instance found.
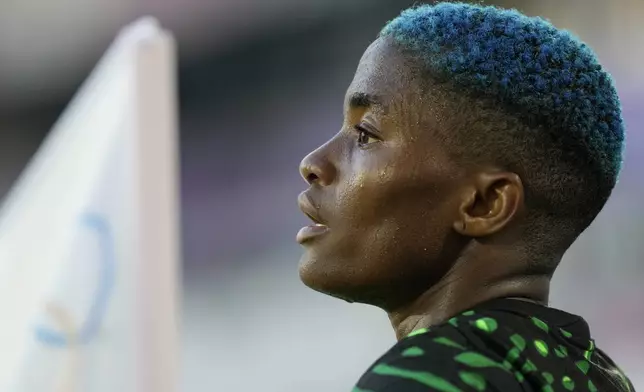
[345,37,419,109]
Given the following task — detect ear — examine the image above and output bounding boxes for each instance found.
[453,171,524,237]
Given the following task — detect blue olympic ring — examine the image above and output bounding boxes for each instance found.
[34,212,116,347]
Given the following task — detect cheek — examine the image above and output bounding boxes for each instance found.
[335,155,399,226]
[337,148,457,237]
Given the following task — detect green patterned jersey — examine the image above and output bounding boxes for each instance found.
[353,299,633,392]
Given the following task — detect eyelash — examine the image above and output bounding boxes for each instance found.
[353,124,380,147]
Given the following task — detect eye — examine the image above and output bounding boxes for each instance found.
[354,124,380,147]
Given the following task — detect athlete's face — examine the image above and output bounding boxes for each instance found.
[296,38,467,309]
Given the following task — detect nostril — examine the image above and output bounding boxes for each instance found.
[306,173,319,184]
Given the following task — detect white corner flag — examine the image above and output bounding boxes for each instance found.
[0,18,180,392]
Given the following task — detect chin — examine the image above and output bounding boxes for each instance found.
[299,253,354,301]
[297,252,390,307]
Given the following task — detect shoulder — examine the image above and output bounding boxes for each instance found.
[353,311,530,392]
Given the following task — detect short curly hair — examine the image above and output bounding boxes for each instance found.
[380,2,625,259]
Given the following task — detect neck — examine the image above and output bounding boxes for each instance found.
[387,251,554,340]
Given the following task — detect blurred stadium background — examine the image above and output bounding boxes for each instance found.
[1,0,642,391]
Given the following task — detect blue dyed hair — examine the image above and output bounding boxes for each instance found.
[380,3,625,241]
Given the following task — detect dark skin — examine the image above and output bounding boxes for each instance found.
[297,37,555,340]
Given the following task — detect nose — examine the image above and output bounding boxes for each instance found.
[299,143,337,186]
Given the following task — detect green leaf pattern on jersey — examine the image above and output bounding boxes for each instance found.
[504,332,528,369]
[372,364,462,392]
[531,317,549,332]
[583,339,595,361]
[454,352,507,371]
[506,346,522,363]
[588,379,598,392]
[473,317,498,333]
[459,371,486,391]
[534,340,549,357]
[562,375,575,390]
[433,337,466,350]
[576,360,590,375]
[514,371,524,382]
[351,387,374,392]
[521,359,538,373]
[407,328,430,338]
[510,334,526,350]
[402,347,424,357]
[359,313,622,392]
[555,345,569,358]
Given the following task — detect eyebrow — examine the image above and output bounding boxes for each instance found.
[348,92,384,109]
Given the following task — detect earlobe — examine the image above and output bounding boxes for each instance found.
[453,172,524,237]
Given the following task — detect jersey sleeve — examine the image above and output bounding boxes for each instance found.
[352,328,530,392]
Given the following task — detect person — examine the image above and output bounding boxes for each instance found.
[295,2,633,391]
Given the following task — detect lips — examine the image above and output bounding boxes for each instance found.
[297,191,326,226]
[296,191,330,244]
